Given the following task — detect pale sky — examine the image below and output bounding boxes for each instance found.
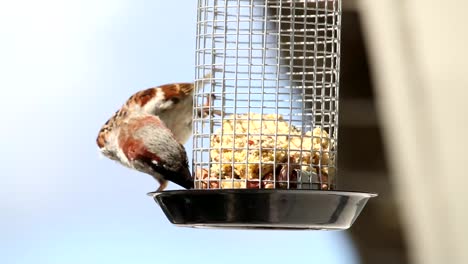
[0,1,359,263]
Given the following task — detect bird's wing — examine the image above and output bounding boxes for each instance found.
[97,82,194,144]
[133,73,212,114]
[126,83,195,114]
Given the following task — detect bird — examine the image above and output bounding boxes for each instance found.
[97,73,220,148]
[98,111,194,192]
[96,74,221,191]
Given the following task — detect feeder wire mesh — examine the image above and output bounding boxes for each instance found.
[193,0,341,191]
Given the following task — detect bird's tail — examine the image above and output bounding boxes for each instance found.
[178,72,214,95]
[193,72,213,91]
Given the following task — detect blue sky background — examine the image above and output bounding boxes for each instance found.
[0,1,359,263]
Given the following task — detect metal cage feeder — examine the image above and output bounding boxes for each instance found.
[149,0,376,230]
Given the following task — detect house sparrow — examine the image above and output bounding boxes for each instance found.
[96,74,221,191]
[98,111,193,192]
[97,74,221,147]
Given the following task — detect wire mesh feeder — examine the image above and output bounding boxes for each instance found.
[149,0,376,230]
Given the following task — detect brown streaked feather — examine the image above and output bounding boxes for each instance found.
[96,88,160,148]
[159,83,194,98]
[108,73,213,124]
[96,73,214,149]
[127,88,157,108]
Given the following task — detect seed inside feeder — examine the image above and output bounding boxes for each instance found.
[195,113,335,190]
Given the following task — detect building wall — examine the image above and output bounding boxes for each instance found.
[357,0,468,263]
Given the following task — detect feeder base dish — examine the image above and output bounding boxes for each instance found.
[148,189,376,230]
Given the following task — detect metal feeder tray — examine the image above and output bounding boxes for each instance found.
[148,189,377,230]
